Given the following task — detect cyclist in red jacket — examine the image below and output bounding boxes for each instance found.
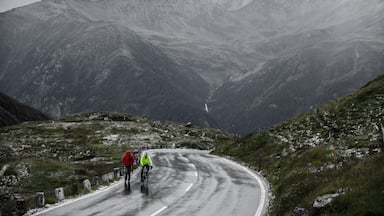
[122,150,135,184]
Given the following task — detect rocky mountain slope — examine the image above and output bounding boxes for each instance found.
[209,0,384,133]
[0,0,383,134]
[0,111,232,215]
[0,6,212,126]
[0,91,49,126]
[214,74,384,215]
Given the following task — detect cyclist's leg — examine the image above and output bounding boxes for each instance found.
[127,166,132,182]
[140,166,144,181]
[145,165,149,177]
[125,166,129,182]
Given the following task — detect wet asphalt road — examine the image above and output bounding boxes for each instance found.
[36,149,267,216]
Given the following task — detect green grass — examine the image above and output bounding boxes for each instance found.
[315,154,384,215]
[21,158,74,191]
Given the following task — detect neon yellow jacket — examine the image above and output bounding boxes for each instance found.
[140,155,153,166]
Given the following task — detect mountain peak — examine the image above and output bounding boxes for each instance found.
[0,0,383,134]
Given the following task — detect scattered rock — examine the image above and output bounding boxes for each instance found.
[292,207,309,216]
[313,189,346,208]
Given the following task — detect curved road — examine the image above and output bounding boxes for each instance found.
[35,149,268,216]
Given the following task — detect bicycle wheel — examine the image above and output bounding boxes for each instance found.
[145,172,149,187]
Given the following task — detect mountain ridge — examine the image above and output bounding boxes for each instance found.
[0,0,383,134]
[0,91,50,126]
[0,8,213,126]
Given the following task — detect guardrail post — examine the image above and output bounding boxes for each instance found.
[35,192,45,207]
[71,183,78,195]
[93,176,99,186]
[83,179,92,192]
[108,172,114,181]
[15,196,27,216]
[55,187,65,201]
[113,168,120,178]
[102,174,109,184]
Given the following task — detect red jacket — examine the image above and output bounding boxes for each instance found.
[122,150,135,166]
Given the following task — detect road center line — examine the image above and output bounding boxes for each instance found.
[194,171,198,177]
[185,183,194,192]
[149,206,168,216]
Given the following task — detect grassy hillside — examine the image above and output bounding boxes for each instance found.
[0,112,232,215]
[214,74,384,215]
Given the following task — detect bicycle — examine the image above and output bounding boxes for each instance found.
[141,165,151,193]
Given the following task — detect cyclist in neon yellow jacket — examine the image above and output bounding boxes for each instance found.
[140,152,153,182]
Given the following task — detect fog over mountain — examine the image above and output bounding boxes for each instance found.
[0,0,383,134]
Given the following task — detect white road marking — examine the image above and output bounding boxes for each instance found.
[178,153,191,163]
[239,166,266,216]
[149,206,168,216]
[185,183,194,192]
[194,171,198,177]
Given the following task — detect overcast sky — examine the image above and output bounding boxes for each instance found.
[0,0,41,13]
